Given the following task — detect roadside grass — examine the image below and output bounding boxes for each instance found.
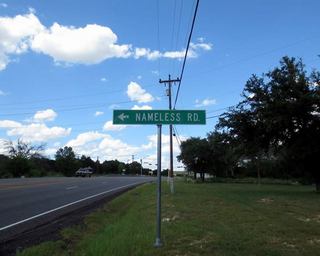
[19,181,320,256]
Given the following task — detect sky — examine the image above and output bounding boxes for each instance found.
[0,0,319,170]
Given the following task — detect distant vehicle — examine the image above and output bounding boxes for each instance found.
[75,167,93,177]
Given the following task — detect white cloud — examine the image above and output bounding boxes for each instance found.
[197,37,205,43]
[99,135,139,161]
[127,81,154,103]
[0,89,6,96]
[137,75,142,80]
[61,131,139,162]
[190,42,212,51]
[0,11,212,70]
[133,41,212,61]
[53,142,61,147]
[134,47,189,60]
[33,109,57,122]
[109,104,120,109]
[0,120,21,128]
[131,104,152,110]
[67,131,106,148]
[103,120,127,131]
[152,70,159,76]
[31,23,132,65]
[94,111,104,116]
[0,12,45,70]
[195,98,217,107]
[0,138,7,154]
[6,123,71,142]
[142,133,186,154]
[141,133,188,169]
[100,77,107,82]
[0,3,7,8]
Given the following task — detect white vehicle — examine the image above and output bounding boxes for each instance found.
[75,167,93,177]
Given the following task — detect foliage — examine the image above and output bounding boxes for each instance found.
[217,57,320,189]
[2,139,45,177]
[177,137,211,181]
[178,57,320,189]
[55,146,78,177]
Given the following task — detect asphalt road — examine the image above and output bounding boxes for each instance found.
[0,176,154,240]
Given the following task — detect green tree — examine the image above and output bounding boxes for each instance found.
[0,154,10,178]
[126,161,142,175]
[4,139,45,177]
[207,131,239,178]
[101,160,123,174]
[79,155,95,168]
[55,146,78,176]
[218,56,320,190]
[177,137,211,182]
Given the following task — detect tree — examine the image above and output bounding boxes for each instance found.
[177,137,211,182]
[55,146,78,176]
[79,155,95,168]
[217,56,320,190]
[0,154,10,178]
[100,160,123,174]
[4,139,45,177]
[207,131,239,178]
[126,161,142,175]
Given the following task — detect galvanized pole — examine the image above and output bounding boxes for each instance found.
[140,158,143,176]
[154,124,162,247]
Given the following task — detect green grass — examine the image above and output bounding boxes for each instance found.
[19,181,320,256]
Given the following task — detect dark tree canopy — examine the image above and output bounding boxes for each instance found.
[55,146,78,177]
[178,57,320,190]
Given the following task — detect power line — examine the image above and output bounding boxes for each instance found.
[206,114,223,120]
[206,106,232,114]
[172,0,184,75]
[156,0,161,78]
[173,0,200,109]
[0,84,156,107]
[190,37,319,77]
[0,97,164,117]
[173,125,182,146]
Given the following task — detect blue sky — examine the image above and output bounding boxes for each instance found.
[0,0,319,169]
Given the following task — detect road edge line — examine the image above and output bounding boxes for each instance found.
[0,181,142,231]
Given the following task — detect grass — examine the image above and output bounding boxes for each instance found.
[19,181,320,256]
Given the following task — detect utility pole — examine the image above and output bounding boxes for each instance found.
[132,155,135,163]
[159,75,180,194]
[140,158,143,176]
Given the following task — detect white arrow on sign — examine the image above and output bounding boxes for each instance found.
[118,113,129,121]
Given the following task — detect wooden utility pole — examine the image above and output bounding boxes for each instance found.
[159,75,180,193]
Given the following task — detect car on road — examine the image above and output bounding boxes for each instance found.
[75,167,93,177]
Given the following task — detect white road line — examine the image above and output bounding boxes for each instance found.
[0,181,142,231]
[66,186,78,190]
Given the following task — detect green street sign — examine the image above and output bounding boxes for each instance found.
[113,110,206,125]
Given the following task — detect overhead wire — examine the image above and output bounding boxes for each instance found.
[156,0,161,79]
[0,97,164,118]
[0,84,156,107]
[173,125,182,146]
[172,0,184,75]
[173,0,200,109]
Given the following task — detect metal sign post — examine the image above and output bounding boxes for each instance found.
[154,124,162,247]
[113,109,206,247]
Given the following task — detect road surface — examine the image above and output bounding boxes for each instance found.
[0,176,154,241]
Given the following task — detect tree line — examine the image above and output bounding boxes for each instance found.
[0,141,153,178]
[178,57,320,191]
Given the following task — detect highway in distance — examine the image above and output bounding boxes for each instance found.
[0,176,154,241]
